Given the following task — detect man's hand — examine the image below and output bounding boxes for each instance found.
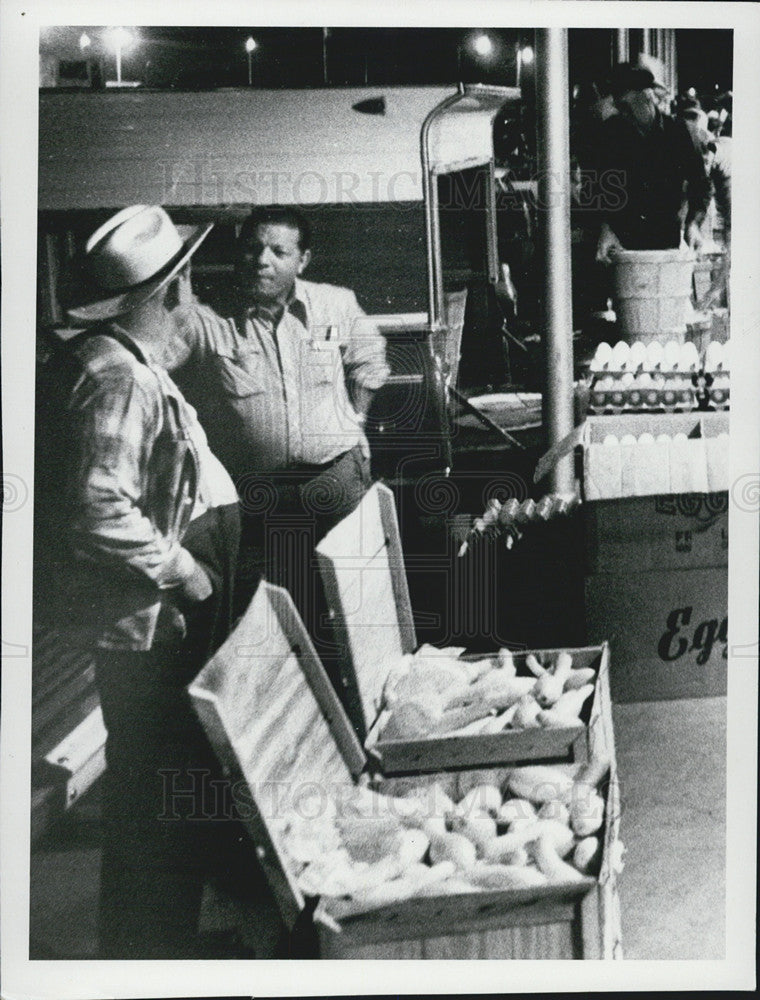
[596,223,624,264]
[179,559,214,604]
[685,220,704,254]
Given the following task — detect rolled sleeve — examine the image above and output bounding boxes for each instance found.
[339,293,390,399]
[162,302,209,373]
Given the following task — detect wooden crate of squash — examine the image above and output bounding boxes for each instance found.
[188,582,624,960]
[316,483,613,773]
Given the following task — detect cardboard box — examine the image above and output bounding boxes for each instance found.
[316,484,611,773]
[583,412,729,501]
[584,566,727,703]
[584,492,728,574]
[189,581,624,960]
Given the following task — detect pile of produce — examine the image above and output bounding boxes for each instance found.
[374,645,595,741]
[275,760,612,918]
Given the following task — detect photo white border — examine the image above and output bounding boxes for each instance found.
[2,1,758,996]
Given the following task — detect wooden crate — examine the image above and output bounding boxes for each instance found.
[188,582,623,960]
[316,483,612,773]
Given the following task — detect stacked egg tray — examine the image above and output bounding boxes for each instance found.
[586,340,730,414]
[458,493,580,556]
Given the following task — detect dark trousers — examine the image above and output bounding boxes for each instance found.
[234,444,373,736]
[234,444,372,615]
[94,504,285,959]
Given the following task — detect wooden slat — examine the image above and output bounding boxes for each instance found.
[190,687,305,930]
[374,725,587,775]
[32,688,101,761]
[319,936,424,959]
[317,484,411,735]
[422,931,483,959]
[579,889,602,959]
[376,482,417,655]
[31,663,96,739]
[317,882,590,947]
[319,919,577,960]
[601,871,624,959]
[188,582,366,928]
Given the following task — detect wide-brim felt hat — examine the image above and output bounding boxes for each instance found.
[67,205,213,324]
[608,63,656,98]
[632,53,670,95]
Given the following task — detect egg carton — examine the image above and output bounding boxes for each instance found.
[590,338,702,375]
[701,371,730,410]
[587,339,730,413]
[458,493,580,556]
[588,371,699,414]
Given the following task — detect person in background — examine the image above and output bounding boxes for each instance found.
[592,63,712,263]
[35,206,258,959]
[706,105,732,248]
[632,52,673,115]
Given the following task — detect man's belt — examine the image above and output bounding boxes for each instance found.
[286,445,360,481]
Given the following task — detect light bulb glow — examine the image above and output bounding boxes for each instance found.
[520,45,534,65]
[472,33,494,57]
[79,32,91,51]
[245,36,257,54]
[107,27,134,53]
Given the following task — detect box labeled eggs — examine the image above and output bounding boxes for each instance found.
[188,581,624,960]
[315,484,613,774]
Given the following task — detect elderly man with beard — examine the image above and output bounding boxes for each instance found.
[35,205,278,958]
[592,63,711,263]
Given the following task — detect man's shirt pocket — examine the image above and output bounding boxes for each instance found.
[212,348,266,398]
[303,340,341,389]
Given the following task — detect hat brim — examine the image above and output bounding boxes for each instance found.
[67,222,214,324]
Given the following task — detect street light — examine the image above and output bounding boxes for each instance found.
[516,44,534,87]
[245,36,258,86]
[473,33,494,58]
[79,32,91,52]
[107,27,134,85]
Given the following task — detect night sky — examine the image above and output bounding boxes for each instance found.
[41,26,733,96]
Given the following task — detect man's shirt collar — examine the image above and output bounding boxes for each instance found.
[242,278,308,329]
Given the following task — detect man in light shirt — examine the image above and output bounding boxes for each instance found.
[166,205,389,626]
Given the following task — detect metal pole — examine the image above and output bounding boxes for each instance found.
[116,44,122,85]
[535,27,575,495]
[614,28,629,64]
[485,158,499,286]
[641,28,652,56]
[421,92,464,329]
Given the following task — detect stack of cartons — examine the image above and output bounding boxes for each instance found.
[582,412,728,702]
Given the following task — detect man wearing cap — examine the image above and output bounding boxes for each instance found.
[592,61,711,263]
[164,205,389,624]
[35,206,256,958]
